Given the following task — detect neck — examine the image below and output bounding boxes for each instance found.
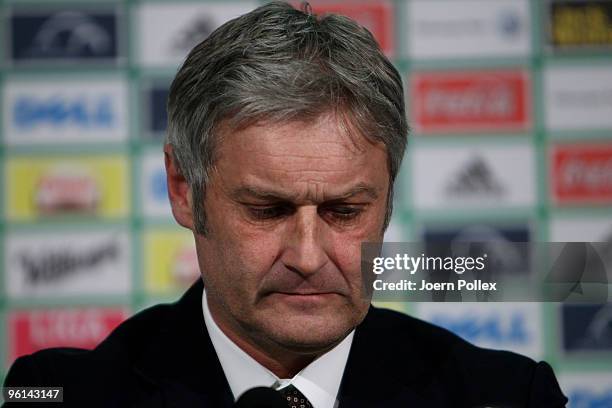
[207,299,330,378]
[220,324,317,378]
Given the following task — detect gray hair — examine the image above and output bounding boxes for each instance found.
[167,1,408,234]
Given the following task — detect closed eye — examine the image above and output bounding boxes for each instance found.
[243,202,368,225]
[320,205,365,223]
[248,204,294,220]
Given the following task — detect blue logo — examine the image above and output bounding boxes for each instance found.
[562,304,612,352]
[148,86,170,137]
[424,225,530,244]
[431,313,528,344]
[13,95,115,130]
[150,168,168,202]
[569,389,612,408]
[424,225,531,275]
[10,10,118,62]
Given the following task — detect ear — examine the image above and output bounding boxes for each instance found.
[164,144,194,230]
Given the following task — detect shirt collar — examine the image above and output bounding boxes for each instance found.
[202,289,354,408]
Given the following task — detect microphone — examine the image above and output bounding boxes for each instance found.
[234,387,287,408]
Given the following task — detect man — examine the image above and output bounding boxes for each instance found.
[4,2,567,407]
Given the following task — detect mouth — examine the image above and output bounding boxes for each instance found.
[277,290,336,296]
[269,291,341,303]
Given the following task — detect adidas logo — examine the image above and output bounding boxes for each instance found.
[446,156,505,197]
[171,15,215,54]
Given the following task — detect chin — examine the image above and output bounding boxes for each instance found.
[250,294,370,351]
[274,328,349,353]
[262,311,361,353]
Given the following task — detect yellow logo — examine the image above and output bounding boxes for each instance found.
[143,228,199,294]
[5,155,130,220]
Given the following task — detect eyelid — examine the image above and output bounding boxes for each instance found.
[320,202,368,211]
[319,204,366,222]
[246,203,293,220]
[243,201,368,221]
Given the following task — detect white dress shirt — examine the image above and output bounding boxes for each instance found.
[202,290,354,408]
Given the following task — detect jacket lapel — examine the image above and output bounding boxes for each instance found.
[131,279,235,407]
[337,307,452,407]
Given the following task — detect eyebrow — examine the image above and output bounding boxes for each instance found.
[231,183,380,203]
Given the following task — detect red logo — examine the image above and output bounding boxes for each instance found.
[411,70,531,134]
[172,245,200,287]
[36,167,100,215]
[8,308,128,363]
[551,144,612,204]
[308,1,394,55]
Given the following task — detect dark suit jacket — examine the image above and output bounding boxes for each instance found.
[4,279,567,407]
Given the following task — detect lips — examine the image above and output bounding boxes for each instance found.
[275,291,336,296]
[268,292,341,304]
[263,287,346,299]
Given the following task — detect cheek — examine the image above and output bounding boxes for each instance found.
[328,209,387,285]
[204,219,283,289]
[328,232,367,287]
[236,234,282,278]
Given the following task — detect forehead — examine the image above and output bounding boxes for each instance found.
[216,112,384,158]
[213,113,389,199]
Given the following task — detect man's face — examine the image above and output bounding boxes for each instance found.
[190,113,389,354]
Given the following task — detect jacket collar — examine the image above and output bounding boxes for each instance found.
[131,279,444,407]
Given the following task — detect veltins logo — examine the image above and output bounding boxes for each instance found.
[3,78,128,145]
[417,303,542,359]
[8,308,128,362]
[411,69,530,134]
[9,8,120,63]
[5,230,131,299]
[309,1,394,56]
[551,143,612,205]
[4,154,130,220]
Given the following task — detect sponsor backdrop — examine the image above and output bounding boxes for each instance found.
[0,0,611,402]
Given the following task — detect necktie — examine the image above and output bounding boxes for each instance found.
[278,384,313,408]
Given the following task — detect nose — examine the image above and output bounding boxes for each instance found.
[281,206,329,277]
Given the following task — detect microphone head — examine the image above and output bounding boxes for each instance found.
[235,387,287,408]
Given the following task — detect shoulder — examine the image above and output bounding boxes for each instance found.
[3,302,174,392]
[3,279,211,408]
[359,306,483,355]
[362,306,533,361]
[356,307,567,407]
